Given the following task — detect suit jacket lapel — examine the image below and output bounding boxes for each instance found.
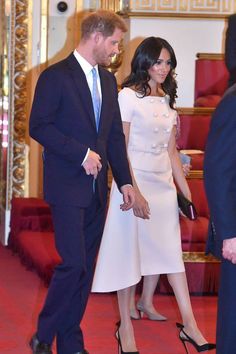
[66,53,97,131]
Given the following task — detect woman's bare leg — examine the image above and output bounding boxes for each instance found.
[129,284,140,319]
[137,275,166,320]
[139,274,160,309]
[167,272,208,345]
[117,287,138,352]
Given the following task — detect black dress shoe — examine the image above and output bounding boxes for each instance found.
[29,334,52,354]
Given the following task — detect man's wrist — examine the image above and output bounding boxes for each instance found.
[81,148,90,165]
[121,184,133,188]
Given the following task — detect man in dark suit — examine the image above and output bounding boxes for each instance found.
[204,83,236,354]
[29,10,135,354]
[225,13,236,87]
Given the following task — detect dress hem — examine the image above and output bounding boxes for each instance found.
[92,276,142,293]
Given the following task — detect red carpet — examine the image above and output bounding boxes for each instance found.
[0,244,217,353]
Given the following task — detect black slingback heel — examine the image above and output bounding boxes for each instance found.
[115,321,139,354]
[176,323,216,353]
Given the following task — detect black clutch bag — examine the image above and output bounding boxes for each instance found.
[177,193,197,220]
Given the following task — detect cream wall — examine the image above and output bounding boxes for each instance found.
[118,17,227,107]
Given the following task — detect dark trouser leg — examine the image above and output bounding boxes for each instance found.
[36,194,105,354]
[216,259,236,354]
[56,195,106,354]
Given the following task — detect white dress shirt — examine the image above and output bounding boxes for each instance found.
[73,49,102,164]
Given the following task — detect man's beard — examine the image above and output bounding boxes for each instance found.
[93,48,112,67]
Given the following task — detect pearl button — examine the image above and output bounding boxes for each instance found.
[151,143,157,148]
[153,112,158,117]
[154,127,159,133]
[150,99,154,103]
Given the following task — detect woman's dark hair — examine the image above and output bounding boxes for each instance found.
[122,37,177,108]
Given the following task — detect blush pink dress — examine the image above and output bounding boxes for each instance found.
[92,87,184,292]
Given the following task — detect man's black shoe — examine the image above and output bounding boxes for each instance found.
[29,334,52,354]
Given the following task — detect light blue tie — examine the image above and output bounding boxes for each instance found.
[91,67,101,130]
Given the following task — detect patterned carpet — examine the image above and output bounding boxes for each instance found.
[0,244,217,354]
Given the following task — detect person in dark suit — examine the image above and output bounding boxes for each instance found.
[204,83,236,354]
[225,13,236,87]
[29,10,135,354]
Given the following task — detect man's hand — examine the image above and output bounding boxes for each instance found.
[120,185,135,211]
[222,237,236,263]
[82,150,102,179]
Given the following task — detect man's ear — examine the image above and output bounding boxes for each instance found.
[93,31,103,44]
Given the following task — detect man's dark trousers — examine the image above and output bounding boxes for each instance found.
[37,191,106,354]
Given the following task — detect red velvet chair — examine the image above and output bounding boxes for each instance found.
[159,178,220,294]
[177,109,212,171]
[9,198,57,286]
[180,178,209,252]
[9,198,52,247]
[194,53,229,107]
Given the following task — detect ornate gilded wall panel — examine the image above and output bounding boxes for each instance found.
[7,0,29,206]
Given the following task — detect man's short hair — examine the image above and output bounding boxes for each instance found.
[81,10,127,40]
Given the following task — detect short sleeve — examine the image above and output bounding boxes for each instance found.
[173,110,177,125]
[118,88,133,123]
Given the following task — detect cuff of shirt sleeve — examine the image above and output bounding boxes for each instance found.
[81,148,90,165]
[121,184,133,188]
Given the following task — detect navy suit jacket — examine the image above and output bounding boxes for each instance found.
[225,14,236,87]
[30,53,132,207]
[204,84,236,259]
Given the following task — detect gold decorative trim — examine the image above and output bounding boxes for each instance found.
[128,0,236,17]
[126,11,231,19]
[187,170,204,179]
[183,252,220,263]
[177,107,215,115]
[196,53,225,60]
[100,0,122,12]
[7,0,29,207]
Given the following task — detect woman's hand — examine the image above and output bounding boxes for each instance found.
[184,191,192,202]
[133,191,150,219]
[182,163,191,177]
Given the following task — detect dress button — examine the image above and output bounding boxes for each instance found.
[163,113,169,117]
[161,98,165,103]
[153,112,158,117]
[150,99,154,103]
[165,128,170,133]
[151,143,157,148]
[154,127,159,133]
